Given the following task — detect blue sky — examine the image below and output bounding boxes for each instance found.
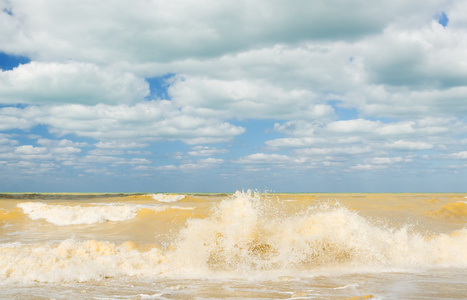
[1,0,467,192]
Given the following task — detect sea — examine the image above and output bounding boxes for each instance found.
[0,191,466,299]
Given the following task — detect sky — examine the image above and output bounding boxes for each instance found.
[1,0,467,193]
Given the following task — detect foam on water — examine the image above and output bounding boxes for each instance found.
[171,191,467,274]
[148,194,186,203]
[17,202,141,225]
[2,191,467,284]
[8,202,197,231]
[17,202,195,226]
[0,239,166,283]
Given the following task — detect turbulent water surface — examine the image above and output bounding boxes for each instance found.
[0,191,466,299]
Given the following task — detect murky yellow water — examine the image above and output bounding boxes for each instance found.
[1,192,466,299]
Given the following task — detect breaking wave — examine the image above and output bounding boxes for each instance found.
[17,202,140,225]
[148,194,186,203]
[16,202,191,226]
[172,191,467,273]
[2,191,466,283]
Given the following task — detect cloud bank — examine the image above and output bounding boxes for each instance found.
[0,0,466,192]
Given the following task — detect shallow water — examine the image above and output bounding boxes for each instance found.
[1,191,466,299]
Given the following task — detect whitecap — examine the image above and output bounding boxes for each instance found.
[17,202,139,226]
[148,194,186,203]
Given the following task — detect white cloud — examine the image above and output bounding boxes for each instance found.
[327,119,380,133]
[388,140,434,150]
[0,61,149,105]
[168,75,332,120]
[84,168,111,174]
[268,118,451,156]
[49,146,81,155]
[37,139,88,148]
[128,158,151,165]
[0,106,39,130]
[1,0,433,65]
[3,160,59,175]
[366,156,410,164]
[88,149,124,156]
[361,23,467,89]
[295,146,373,156]
[15,145,47,155]
[180,157,224,170]
[95,141,148,149]
[14,145,51,160]
[235,153,306,165]
[154,165,178,171]
[188,146,228,157]
[151,15,467,122]
[2,0,467,190]
[33,138,84,159]
[79,155,125,165]
[127,150,151,155]
[1,101,245,144]
[351,164,388,171]
[445,151,467,159]
[0,133,18,146]
[265,137,326,148]
[273,120,321,137]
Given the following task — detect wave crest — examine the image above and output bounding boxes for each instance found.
[4,191,466,283]
[148,194,186,203]
[172,191,467,272]
[17,202,139,225]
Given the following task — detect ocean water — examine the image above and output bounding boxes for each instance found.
[0,191,466,299]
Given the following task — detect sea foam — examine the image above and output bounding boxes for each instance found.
[171,191,467,273]
[0,239,165,283]
[16,202,194,226]
[4,191,467,284]
[17,202,140,226]
[148,194,186,203]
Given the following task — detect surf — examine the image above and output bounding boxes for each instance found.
[1,191,466,284]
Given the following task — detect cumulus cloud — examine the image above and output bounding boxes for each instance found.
[265,137,326,148]
[1,0,433,65]
[179,157,224,170]
[388,140,434,150]
[366,156,411,164]
[443,151,467,159]
[0,106,38,130]
[88,149,124,156]
[270,117,459,147]
[153,9,467,122]
[1,101,245,144]
[0,133,18,146]
[15,145,47,155]
[2,0,467,191]
[235,153,306,165]
[95,141,148,149]
[262,114,464,175]
[168,75,333,120]
[295,146,373,156]
[0,61,149,104]
[37,139,88,148]
[188,146,228,157]
[350,164,388,171]
[14,145,51,160]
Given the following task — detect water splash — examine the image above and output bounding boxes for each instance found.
[148,194,186,203]
[2,191,467,284]
[171,191,467,274]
